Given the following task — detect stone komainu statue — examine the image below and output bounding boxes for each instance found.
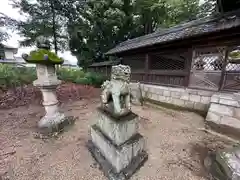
[101,64,131,117]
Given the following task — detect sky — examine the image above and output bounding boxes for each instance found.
[0,0,78,65]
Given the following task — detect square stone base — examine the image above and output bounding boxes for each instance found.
[87,140,148,180]
[90,125,146,173]
[96,108,139,146]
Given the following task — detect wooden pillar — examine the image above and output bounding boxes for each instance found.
[184,48,193,87]
[145,54,150,82]
[219,46,229,91]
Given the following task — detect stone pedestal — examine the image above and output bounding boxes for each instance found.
[34,64,65,128]
[208,146,240,180]
[87,108,148,180]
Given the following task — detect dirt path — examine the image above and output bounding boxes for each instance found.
[0,100,234,180]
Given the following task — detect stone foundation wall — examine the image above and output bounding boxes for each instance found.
[206,94,240,137]
[130,83,240,138]
[130,83,215,112]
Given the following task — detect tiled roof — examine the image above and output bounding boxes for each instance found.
[106,15,240,55]
[89,60,120,67]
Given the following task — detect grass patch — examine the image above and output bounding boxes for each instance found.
[0,64,107,89]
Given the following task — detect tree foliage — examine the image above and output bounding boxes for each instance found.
[13,0,217,67]
[0,12,17,42]
[11,0,68,53]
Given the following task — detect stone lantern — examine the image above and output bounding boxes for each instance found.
[22,36,65,128]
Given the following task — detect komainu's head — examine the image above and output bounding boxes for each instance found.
[36,36,51,50]
[111,64,131,82]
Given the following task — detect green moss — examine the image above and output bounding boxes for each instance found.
[229,51,240,59]
[25,49,64,65]
[144,98,207,118]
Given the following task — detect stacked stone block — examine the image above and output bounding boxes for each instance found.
[206,94,240,137]
[130,83,214,111]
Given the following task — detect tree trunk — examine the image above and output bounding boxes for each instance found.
[50,0,58,55]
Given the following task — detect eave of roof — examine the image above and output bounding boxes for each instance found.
[106,14,240,55]
[0,44,18,54]
[89,60,120,67]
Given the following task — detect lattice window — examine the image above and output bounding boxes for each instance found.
[192,47,226,71]
[189,46,226,90]
[150,53,185,70]
[122,55,145,70]
[222,45,240,91]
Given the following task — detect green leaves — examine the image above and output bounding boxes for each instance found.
[13,0,68,53]
[12,0,216,68]
[0,12,18,43]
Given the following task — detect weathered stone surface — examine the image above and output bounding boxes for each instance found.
[171,87,185,93]
[209,147,240,180]
[172,98,185,107]
[96,110,139,146]
[171,91,181,98]
[206,111,221,123]
[201,96,211,104]
[186,89,198,95]
[149,92,154,99]
[87,140,148,180]
[165,97,173,104]
[234,108,240,119]
[194,102,207,111]
[130,85,143,106]
[219,99,239,107]
[189,94,201,102]
[38,112,65,128]
[34,64,61,87]
[155,89,163,95]
[33,64,65,128]
[184,101,194,109]
[180,93,189,101]
[211,95,220,103]
[209,103,234,117]
[221,116,240,130]
[163,90,170,97]
[158,95,166,102]
[90,125,145,173]
[101,64,131,117]
[151,93,158,101]
[198,90,214,96]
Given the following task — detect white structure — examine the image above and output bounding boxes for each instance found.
[61,59,78,69]
[0,44,17,63]
[0,44,31,67]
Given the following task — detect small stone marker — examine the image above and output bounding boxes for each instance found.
[87,64,148,180]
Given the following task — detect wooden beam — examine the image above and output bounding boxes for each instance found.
[145,54,150,81]
[219,47,229,90]
[184,48,193,87]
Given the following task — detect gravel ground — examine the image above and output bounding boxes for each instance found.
[0,99,234,180]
